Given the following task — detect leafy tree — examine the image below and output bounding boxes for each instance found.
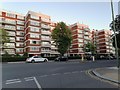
[51,22,72,56]
[83,42,96,55]
[23,52,28,57]
[0,28,10,47]
[110,15,120,56]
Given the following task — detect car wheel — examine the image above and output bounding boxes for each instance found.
[44,59,47,62]
[31,60,35,63]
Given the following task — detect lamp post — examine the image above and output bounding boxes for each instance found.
[110,0,119,68]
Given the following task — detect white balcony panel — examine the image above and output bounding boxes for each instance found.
[41,31,51,35]
[41,44,51,47]
[41,24,50,29]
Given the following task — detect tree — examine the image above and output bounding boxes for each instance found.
[110,14,120,56]
[83,42,96,55]
[51,22,72,56]
[0,28,10,47]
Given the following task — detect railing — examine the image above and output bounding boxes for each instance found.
[41,31,51,35]
[41,38,50,41]
[41,44,51,47]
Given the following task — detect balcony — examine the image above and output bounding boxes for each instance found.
[41,44,51,47]
[51,51,59,54]
[4,26,16,30]
[1,18,16,25]
[41,38,50,41]
[51,46,57,50]
[41,50,51,53]
[41,18,50,23]
[41,24,51,29]
[41,31,51,35]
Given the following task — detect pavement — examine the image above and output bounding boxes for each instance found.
[92,67,119,84]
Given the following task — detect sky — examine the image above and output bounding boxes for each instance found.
[0,1,119,30]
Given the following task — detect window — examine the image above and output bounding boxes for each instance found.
[17,26,24,30]
[78,39,83,43]
[5,19,16,24]
[30,27,39,32]
[78,35,83,38]
[16,32,24,36]
[16,48,23,52]
[17,15,24,20]
[16,37,24,41]
[30,34,40,38]
[17,20,24,25]
[4,49,15,54]
[16,43,24,47]
[31,15,39,20]
[30,20,39,26]
[0,11,2,16]
[9,37,15,42]
[78,30,83,33]
[6,13,16,18]
[4,43,15,48]
[41,18,50,22]
[7,31,15,36]
[4,25,15,30]
[30,47,39,51]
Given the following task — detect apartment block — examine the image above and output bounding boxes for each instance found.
[1,9,115,57]
[91,29,115,56]
[0,9,25,55]
[69,22,90,56]
[24,11,51,57]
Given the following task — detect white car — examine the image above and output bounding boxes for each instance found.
[26,56,48,63]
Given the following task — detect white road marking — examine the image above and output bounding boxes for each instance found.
[71,71,79,73]
[39,75,49,77]
[51,73,60,76]
[6,79,20,82]
[24,77,34,80]
[6,80,21,84]
[25,79,34,81]
[64,72,71,74]
[33,77,42,90]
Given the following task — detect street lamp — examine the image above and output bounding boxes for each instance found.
[110,0,119,68]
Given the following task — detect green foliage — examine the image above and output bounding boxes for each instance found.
[110,15,120,31]
[110,15,120,51]
[83,42,96,55]
[52,22,72,56]
[112,33,120,49]
[23,52,28,57]
[0,28,10,46]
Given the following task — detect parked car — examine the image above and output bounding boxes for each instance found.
[54,56,68,61]
[26,56,48,63]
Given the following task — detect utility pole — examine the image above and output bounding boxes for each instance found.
[110,0,119,68]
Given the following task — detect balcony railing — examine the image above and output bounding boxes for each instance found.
[51,51,59,54]
[41,24,51,29]
[41,31,51,35]
[41,44,51,47]
[41,38,50,41]
[41,50,51,53]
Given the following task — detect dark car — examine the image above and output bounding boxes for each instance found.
[54,56,68,61]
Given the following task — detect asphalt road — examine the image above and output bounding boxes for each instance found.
[2,60,118,89]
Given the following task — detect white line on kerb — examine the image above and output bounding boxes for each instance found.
[33,77,42,90]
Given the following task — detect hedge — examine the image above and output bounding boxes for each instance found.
[2,56,27,62]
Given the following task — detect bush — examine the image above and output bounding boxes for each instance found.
[2,56,27,62]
